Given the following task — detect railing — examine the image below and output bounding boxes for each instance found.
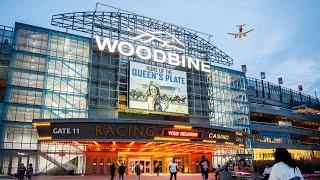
[250,103,320,121]
[246,77,320,109]
[251,121,319,134]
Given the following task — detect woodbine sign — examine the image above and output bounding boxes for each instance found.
[95,31,211,73]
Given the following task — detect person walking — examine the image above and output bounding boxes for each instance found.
[110,163,116,180]
[169,158,178,180]
[134,163,141,180]
[263,164,271,180]
[215,165,222,180]
[18,163,26,180]
[155,163,160,176]
[199,155,210,180]
[269,148,304,180]
[118,163,126,180]
[26,163,33,180]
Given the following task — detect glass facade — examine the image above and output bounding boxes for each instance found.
[0,16,318,175]
[1,23,90,174]
[38,143,85,174]
[0,22,251,174]
[209,66,250,131]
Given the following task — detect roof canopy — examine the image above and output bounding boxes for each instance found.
[51,11,233,66]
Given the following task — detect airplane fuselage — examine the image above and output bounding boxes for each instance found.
[238,27,243,38]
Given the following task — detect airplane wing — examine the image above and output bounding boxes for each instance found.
[227,33,238,38]
[236,24,246,27]
[243,29,254,35]
[227,33,237,35]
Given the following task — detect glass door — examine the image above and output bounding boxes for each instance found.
[129,159,152,174]
[145,160,151,173]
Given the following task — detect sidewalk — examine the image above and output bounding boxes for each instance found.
[0,173,212,180]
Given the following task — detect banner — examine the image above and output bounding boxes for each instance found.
[129,61,188,114]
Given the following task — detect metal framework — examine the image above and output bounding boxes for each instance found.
[51,4,233,66]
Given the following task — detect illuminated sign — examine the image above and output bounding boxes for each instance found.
[129,61,188,114]
[208,133,230,140]
[53,128,80,135]
[163,129,201,139]
[129,29,186,51]
[95,31,211,73]
[34,121,246,146]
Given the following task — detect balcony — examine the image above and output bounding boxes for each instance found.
[250,103,320,123]
[251,121,320,136]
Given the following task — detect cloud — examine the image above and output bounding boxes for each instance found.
[260,57,320,95]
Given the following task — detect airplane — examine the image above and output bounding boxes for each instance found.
[228,24,254,39]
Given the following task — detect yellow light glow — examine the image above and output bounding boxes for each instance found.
[154,137,190,142]
[203,140,217,143]
[39,136,52,140]
[174,125,192,129]
[93,141,99,145]
[144,142,154,146]
[129,142,135,146]
[33,122,51,127]
[113,141,116,146]
[235,132,243,136]
[224,142,234,145]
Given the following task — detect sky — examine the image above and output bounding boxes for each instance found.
[1,0,320,96]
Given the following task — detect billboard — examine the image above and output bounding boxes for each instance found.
[129,61,188,114]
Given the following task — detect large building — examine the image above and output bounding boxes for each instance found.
[0,5,319,176]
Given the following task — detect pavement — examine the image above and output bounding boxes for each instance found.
[0,173,217,180]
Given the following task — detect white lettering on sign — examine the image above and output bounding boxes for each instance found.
[53,128,80,135]
[95,35,211,73]
[208,133,230,140]
[167,130,199,138]
[236,137,244,143]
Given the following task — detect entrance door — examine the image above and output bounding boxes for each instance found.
[145,160,151,173]
[91,157,106,175]
[129,159,151,174]
[98,158,105,175]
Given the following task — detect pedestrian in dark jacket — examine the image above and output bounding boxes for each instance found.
[18,163,26,180]
[26,163,33,180]
[110,163,116,180]
[135,163,141,180]
[118,163,126,180]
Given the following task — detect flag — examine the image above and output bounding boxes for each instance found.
[278,77,283,85]
[241,65,247,73]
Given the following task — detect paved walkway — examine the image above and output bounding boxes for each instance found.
[0,174,217,180]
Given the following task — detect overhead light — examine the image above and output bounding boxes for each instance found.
[154,137,190,142]
[174,125,192,129]
[93,141,99,145]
